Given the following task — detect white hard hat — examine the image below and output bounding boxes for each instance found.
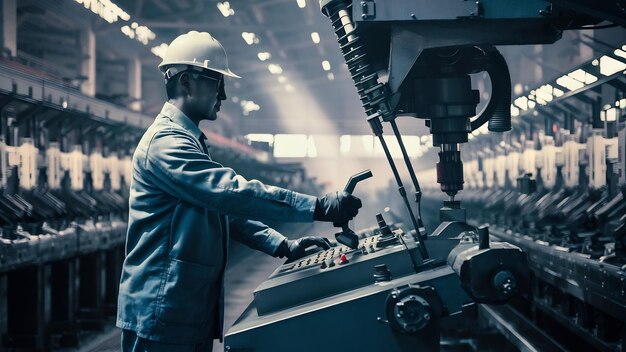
[158,31,240,78]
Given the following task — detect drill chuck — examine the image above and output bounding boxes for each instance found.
[436,145,464,196]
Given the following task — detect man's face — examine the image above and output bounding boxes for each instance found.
[187,71,226,121]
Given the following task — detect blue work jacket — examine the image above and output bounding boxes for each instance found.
[116,102,317,344]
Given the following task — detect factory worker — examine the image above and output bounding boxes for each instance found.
[116,31,362,352]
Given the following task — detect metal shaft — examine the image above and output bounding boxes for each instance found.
[377,134,430,260]
[389,119,428,238]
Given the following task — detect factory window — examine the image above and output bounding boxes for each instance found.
[273,134,308,158]
[270,134,427,159]
[245,134,274,146]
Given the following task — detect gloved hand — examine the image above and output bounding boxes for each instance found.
[277,236,335,261]
[314,191,362,225]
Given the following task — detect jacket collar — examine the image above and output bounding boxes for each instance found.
[158,102,203,140]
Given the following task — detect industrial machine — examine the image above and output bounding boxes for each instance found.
[226,210,527,351]
[225,1,625,351]
[225,0,626,351]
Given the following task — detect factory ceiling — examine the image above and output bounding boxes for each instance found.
[12,0,626,138]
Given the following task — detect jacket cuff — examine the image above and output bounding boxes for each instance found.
[265,229,288,256]
[273,238,290,258]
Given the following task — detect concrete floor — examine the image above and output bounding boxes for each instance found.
[78,222,320,352]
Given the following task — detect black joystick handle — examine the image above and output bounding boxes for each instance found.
[344,169,373,194]
[334,169,373,228]
[335,169,373,249]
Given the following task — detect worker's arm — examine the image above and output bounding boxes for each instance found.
[228,217,286,256]
[229,217,334,259]
[145,129,316,223]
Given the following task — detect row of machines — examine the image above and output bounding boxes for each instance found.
[0,102,132,350]
[415,118,626,350]
[226,0,624,351]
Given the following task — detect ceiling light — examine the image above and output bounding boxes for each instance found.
[311,32,320,44]
[327,72,334,80]
[268,64,283,74]
[240,100,260,116]
[217,2,235,17]
[277,76,287,83]
[322,60,331,71]
[599,55,626,76]
[257,52,271,61]
[614,49,626,60]
[535,84,553,103]
[552,87,564,97]
[568,69,597,84]
[556,75,584,91]
[241,32,259,45]
[151,43,169,59]
[73,0,130,23]
[285,84,295,92]
[121,23,156,45]
[514,96,528,110]
[297,0,306,8]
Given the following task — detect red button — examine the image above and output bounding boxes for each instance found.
[339,254,349,265]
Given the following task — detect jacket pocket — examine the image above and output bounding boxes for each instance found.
[156,258,218,327]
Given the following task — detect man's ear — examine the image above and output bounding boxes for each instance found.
[178,72,191,97]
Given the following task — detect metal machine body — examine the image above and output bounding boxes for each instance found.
[227,265,463,352]
[226,220,522,351]
[226,0,619,350]
[226,177,528,351]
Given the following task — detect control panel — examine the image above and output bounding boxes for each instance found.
[253,220,425,315]
[277,233,378,274]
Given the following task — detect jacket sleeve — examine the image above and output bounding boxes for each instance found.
[145,128,316,223]
[229,217,287,256]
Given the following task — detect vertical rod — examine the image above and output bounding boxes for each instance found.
[377,134,429,260]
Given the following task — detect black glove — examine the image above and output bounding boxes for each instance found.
[276,236,334,260]
[314,191,362,225]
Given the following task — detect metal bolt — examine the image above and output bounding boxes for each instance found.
[423,313,431,320]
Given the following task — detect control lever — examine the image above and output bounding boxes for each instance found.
[334,170,373,249]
